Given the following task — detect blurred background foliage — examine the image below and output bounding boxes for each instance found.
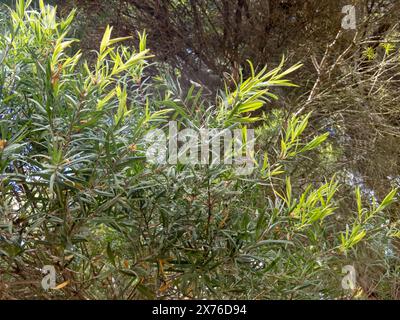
[0,0,399,299]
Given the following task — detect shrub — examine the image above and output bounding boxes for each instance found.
[0,1,398,299]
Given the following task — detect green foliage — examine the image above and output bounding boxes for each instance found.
[219,59,302,126]
[339,187,398,253]
[0,1,398,300]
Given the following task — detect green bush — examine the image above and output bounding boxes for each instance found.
[0,1,398,299]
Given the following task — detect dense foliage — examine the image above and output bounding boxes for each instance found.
[0,1,399,299]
